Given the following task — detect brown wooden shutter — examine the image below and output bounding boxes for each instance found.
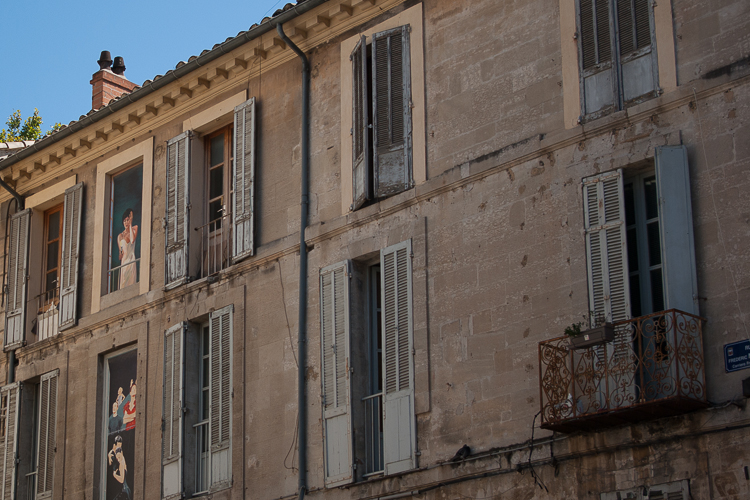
[351,36,370,210]
[36,371,58,499]
[0,383,21,500]
[5,209,31,349]
[232,98,255,262]
[380,240,415,475]
[320,261,353,486]
[58,182,83,331]
[372,26,412,198]
[165,131,192,289]
[209,305,232,490]
[162,323,185,500]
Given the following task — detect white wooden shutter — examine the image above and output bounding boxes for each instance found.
[209,305,232,490]
[0,383,21,500]
[232,98,255,262]
[655,146,698,315]
[583,170,631,323]
[372,26,413,198]
[165,131,192,289]
[380,240,415,475]
[36,371,58,499]
[163,323,185,500]
[5,209,31,349]
[351,36,370,210]
[616,0,657,103]
[58,182,83,331]
[579,0,617,115]
[320,261,353,486]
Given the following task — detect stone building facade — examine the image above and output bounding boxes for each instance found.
[0,0,748,499]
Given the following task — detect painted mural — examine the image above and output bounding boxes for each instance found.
[109,165,142,292]
[104,348,137,500]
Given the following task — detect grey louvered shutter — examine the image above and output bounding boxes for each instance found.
[5,209,31,349]
[616,0,656,103]
[209,305,232,490]
[372,26,413,198]
[320,261,353,486]
[163,323,185,499]
[579,0,617,115]
[351,36,370,210]
[232,98,255,262]
[36,371,58,500]
[165,131,192,289]
[58,182,83,331]
[0,383,20,500]
[583,170,631,323]
[655,146,698,315]
[380,240,415,475]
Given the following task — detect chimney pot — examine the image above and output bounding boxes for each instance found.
[112,56,126,75]
[97,51,113,70]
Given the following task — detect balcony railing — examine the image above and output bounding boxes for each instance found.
[362,392,384,476]
[35,288,59,341]
[538,309,707,432]
[195,213,232,279]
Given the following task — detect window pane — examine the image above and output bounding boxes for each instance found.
[202,358,209,389]
[650,269,665,312]
[624,183,636,226]
[627,227,639,272]
[48,211,60,241]
[46,241,59,271]
[202,327,209,356]
[209,200,223,224]
[647,221,661,266]
[210,134,224,167]
[45,271,57,294]
[209,166,224,200]
[644,176,658,220]
[629,274,642,318]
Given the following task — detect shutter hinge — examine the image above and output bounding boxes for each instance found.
[182,406,189,414]
[573,31,578,40]
[412,348,416,356]
[353,462,358,470]
[350,366,354,374]
[350,128,353,136]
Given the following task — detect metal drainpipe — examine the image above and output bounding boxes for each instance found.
[0,179,24,210]
[8,350,15,384]
[276,22,310,500]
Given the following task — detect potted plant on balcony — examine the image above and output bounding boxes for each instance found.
[565,312,615,349]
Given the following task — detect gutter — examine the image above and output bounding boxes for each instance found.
[0,0,329,174]
[276,21,311,500]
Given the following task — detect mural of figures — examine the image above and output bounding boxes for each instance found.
[104,349,137,500]
[109,165,142,292]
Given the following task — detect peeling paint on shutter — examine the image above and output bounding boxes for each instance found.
[380,240,415,475]
[232,98,255,262]
[579,0,617,115]
[352,36,370,210]
[163,323,185,499]
[5,209,30,349]
[58,182,83,331]
[36,371,58,499]
[165,131,192,289]
[0,383,20,500]
[655,146,699,315]
[320,261,353,486]
[209,305,232,490]
[372,26,412,198]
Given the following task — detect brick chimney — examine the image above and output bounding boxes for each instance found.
[90,51,138,110]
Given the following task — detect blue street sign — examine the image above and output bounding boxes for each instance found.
[724,339,750,373]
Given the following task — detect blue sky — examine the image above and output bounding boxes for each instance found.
[1,0,287,133]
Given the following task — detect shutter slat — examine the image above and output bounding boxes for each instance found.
[319,261,354,486]
[165,132,191,288]
[163,324,184,499]
[634,0,651,50]
[59,182,83,330]
[232,98,255,262]
[37,371,58,498]
[352,36,369,210]
[209,305,232,490]
[372,26,412,198]
[596,0,612,64]
[380,240,415,475]
[5,209,30,349]
[0,383,21,500]
[617,0,635,55]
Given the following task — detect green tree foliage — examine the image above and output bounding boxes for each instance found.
[0,109,62,142]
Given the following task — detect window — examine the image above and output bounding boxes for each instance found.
[4,181,83,349]
[165,98,254,288]
[601,479,690,500]
[351,25,413,210]
[162,305,233,498]
[107,165,143,294]
[582,145,698,324]
[0,371,58,500]
[577,0,658,118]
[319,240,415,487]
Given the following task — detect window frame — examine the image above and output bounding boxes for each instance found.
[40,204,63,311]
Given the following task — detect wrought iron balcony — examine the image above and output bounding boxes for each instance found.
[538,309,707,433]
